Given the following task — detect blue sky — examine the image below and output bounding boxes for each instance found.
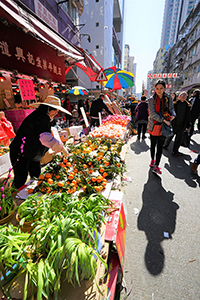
[124,0,165,93]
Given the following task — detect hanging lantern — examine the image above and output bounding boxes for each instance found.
[15,87,20,93]
[39,83,45,89]
[0,73,6,82]
[62,89,67,93]
[48,85,53,90]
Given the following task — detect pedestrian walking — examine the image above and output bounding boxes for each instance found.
[135,95,148,140]
[189,89,200,137]
[130,95,138,132]
[170,92,178,104]
[147,80,176,174]
[163,91,191,155]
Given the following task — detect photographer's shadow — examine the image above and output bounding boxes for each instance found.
[137,170,179,275]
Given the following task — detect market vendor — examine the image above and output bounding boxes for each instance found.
[10,95,71,189]
[90,93,113,127]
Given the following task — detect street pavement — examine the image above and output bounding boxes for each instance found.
[120,129,200,300]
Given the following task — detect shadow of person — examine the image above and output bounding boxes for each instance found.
[137,170,179,275]
[130,139,149,155]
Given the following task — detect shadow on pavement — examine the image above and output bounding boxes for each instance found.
[162,141,200,187]
[130,139,149,155]
[137,170,179,275]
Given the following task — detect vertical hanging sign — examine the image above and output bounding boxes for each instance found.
[18,79,36,101]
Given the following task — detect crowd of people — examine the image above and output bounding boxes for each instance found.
[9,82,200,188]
[124,80,200,175]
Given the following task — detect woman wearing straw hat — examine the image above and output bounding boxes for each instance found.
[10,96,71,189]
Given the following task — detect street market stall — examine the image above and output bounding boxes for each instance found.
[0,115,129,300]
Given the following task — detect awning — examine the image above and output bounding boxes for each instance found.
[181,84,196,91]
[75,48,102,82]
[0,0,84,64]
[65,49,103,82]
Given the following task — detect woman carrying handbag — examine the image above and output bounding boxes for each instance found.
[147,80,176,174]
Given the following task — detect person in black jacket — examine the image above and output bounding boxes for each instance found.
[130,95,138,130]
[163,91,191,155]
[10,96,71,189]
[90,93,113,127]
[135,95,148,140]
[189,89,200,137]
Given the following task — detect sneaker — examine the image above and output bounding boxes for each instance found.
[149,159,155,167]
[191,162,198,173]
[152,166,162,174]
[142,135,147,139]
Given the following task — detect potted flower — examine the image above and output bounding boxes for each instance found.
[0,169,17,225]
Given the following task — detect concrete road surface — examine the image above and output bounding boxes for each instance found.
[120,130,200,300]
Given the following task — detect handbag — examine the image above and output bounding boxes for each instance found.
[181,130,190,148]
[161,122,173,137]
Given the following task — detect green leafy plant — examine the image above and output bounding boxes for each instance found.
[0,192,114,299]
[0,171,17,220]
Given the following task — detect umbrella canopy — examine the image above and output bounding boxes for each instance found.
[67,86,89,96]
[103,66,134,91]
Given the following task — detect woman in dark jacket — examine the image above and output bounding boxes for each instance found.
[135,95,148,140]
[10,96,70,189]
[163,91,191,155]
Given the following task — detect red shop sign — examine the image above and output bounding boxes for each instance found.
[0,22,65,83]
[18,79,36,101]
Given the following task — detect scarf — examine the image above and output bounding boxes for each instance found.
[153,92,170,124]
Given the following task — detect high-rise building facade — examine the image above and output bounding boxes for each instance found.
[124,44,136,96]
[160,0,197,48]
[77,0,125,92]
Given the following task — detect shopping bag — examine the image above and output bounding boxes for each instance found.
[181,130,190,148]
[161,122,173,137]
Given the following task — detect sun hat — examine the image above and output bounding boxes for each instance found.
[31,96,71,115]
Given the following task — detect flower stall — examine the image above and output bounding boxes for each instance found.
[0,115,128,300]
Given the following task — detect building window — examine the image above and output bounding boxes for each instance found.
[96,0,99,2]
[96,45,99,49]
[96,22,99,27]
[96,85,100,89]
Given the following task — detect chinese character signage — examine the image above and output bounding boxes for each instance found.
[34,0,58,32]
[18,79,36,101]
[0,22,65,83]
[148,73,178,79]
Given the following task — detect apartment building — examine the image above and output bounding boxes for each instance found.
[77,0,125,92]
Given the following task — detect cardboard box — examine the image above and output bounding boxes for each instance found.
[0,152,12,176]
[68,125,83,137]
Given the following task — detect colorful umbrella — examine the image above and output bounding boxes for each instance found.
[67,86,89,96]
[103,66,134,91]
